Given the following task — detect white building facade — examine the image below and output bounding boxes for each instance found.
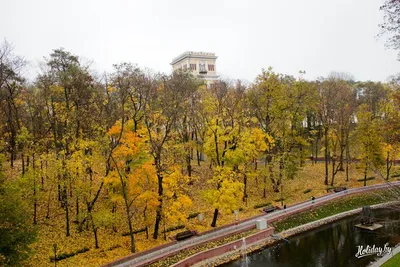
[170,51,219,86]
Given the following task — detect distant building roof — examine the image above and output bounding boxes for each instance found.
[171,51,217,65]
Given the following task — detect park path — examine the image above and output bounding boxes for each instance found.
[108,181,400,267]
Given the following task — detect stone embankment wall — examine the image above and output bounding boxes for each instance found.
[190,201,400,267]
[171,227,274,267]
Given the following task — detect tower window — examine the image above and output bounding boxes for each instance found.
[190,64,196,71]
[208,64,215,71]
[199,61,207,73]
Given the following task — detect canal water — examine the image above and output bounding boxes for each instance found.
[223,207,400,267]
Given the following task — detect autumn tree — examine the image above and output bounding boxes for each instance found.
[357,81,388,118]
[36,48,101,237]
[0,154,36,266]
[379,85,400,180]
[380,0,400,59]
[107,120,155,252]
[317,75,344,186]
[326,74,357,185]
[355,104,384,186]
[0,40,26,168]
[269,73,316,202]
[143,71,198,239]
[202,80,268,226]
[248,68,283,196]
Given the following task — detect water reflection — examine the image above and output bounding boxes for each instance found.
[223,208,400,267]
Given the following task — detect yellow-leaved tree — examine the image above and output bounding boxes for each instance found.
[202,80,273,227]
[106,119,156,253]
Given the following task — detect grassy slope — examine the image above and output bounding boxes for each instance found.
[6,161,399,267]
[273,190,396,232]
[382,252,400,267]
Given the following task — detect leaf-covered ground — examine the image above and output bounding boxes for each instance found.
[10,161,399,267]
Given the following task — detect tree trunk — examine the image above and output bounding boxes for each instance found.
[195,131,201,166]
[254,159,258,187]
[122,192,135,252]
[331,158,335,187]
[58,182,61,202]
[153,208,162,239]
[76,196,79,219]
[243,173,247,205]
[345,134,350,182]
[163,215,167,241]
[41,160,45,190]
[196,150,201,166]
[10,128,16,168]
[153,170,163,239]
[33,156,37,225]
[339,127,345,171]
[324,127,329,185]
[90,214,99,249]
[299,144,304,167]
[364,166,367,187]
[279,157,284,187]
[93,227,99,249]
[386,151,391,180]
[315,135,319,164]
[22,153,25,175]
[46,190,51,219]
[120,173,135,252]
[211,208,219,227]
[112,203,117,232]
[263,172,267,199]
[187,153,192,182]
[64,188,70,237]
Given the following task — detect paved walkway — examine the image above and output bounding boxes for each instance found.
[111,181,400,267]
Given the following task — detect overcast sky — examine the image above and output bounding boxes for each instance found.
[1,0,399,82]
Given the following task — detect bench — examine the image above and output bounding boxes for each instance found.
[176,230,194,241]
[262,206,277,213]
[333,186,347,193]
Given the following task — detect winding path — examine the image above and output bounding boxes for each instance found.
[106,181,400,267]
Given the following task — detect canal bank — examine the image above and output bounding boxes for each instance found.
[369,244,400,267]
[192,201,400,267]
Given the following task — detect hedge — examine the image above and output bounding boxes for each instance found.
[50,247,89,262]
[253,202,271,209]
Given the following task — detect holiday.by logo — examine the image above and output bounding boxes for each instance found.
[355,243,392,258]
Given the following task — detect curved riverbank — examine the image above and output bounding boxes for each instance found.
[194,201,400,267]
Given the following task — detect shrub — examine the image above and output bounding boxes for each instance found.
[253,202,271,209]
[121,227,147,236]
[106,245,121,251]
[187,212,200,219]
[162,224,185,233]
[100,244,121,253]
[133,227,147,234]
[50,247,89,262]
[303,189,312,194]
[356,176,375,182]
